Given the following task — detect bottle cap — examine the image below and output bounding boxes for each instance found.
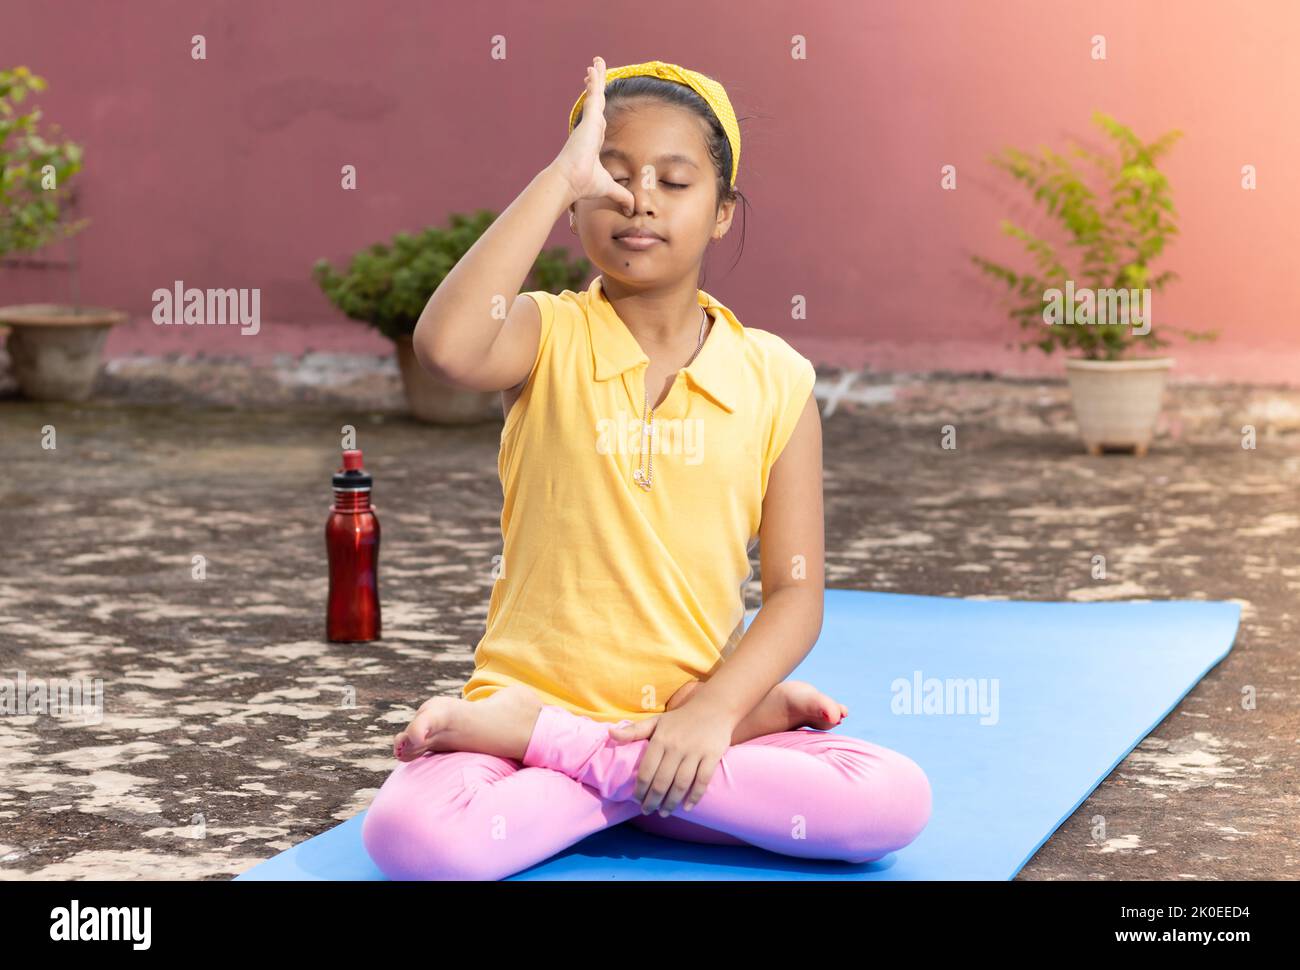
[333,449,372,489]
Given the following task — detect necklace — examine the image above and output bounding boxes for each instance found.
[633,305,710,491]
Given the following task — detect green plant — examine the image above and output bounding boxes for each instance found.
[0,66,87,259]
[971,110,1216,360]
[312,210,590,341]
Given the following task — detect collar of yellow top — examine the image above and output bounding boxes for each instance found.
[584,274,742,413]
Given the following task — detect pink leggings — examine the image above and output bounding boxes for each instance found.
[362,703,933,880]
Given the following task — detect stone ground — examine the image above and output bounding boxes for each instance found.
[1,350,1297,880]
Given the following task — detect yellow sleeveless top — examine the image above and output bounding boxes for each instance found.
[461,275,816,723]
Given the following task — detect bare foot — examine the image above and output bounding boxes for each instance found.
[392,685,545,762]
[666,679,847,744]
[778,680,848,732]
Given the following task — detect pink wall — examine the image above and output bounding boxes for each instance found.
[2,0,1296,383]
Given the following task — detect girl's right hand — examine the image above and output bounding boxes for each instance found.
[550,56,636,217]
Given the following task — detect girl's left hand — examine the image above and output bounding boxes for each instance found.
[608,705,734,816]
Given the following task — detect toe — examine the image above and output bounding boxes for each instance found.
[393,731,413,760]
[397,709,440,760]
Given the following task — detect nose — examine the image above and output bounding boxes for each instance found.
[624,174,657,216]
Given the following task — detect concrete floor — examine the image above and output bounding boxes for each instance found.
[1,356,1297,879]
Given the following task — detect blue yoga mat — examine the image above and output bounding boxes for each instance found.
[236,588,1240,881]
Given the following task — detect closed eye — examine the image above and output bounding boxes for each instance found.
[615,178,688,189]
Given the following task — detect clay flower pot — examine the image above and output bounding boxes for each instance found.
[1064,356,1175,456]
[0,304,128,402]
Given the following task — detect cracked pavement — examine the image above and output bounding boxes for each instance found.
[1,354,1297,879]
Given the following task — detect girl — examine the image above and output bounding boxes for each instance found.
[361,57,932,880]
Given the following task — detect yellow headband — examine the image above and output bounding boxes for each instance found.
[567,59,740,189]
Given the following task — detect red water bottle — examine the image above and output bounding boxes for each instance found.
[326,448,381,642]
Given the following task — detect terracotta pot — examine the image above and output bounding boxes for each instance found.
[0,304,127,402]
[392,334,502,424]
[1064,356,1174,456]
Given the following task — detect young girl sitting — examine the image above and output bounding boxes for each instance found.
[361,56,932,880]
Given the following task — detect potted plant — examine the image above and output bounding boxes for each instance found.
[972,111,1217,455]
[313,210,588,424]
[0,66,127,402]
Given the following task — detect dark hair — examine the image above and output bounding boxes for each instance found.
[601,74,749,281]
